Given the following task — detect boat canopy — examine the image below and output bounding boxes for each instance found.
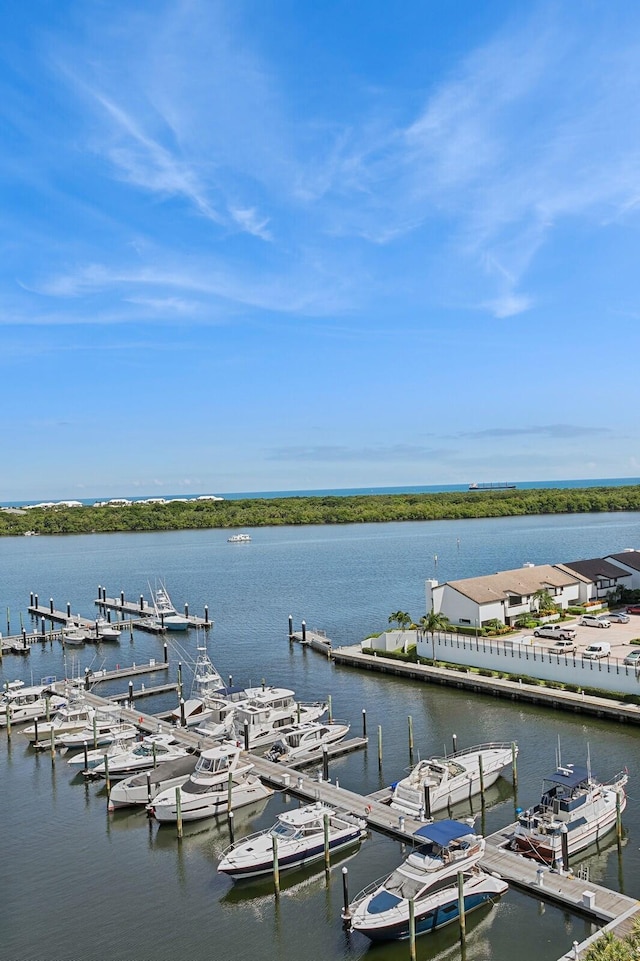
[544,766,590,789]
[413,819,474,846]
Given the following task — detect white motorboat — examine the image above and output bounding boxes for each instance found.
[0,681,66,727]
[264,720,351,763]
[349,819,507,941]
[510,762,628,866]
[88,733,189,780]
[62,623,87,646]
[228,533,251,543]
[93,616,120,642]
[22,696,98,743]
[107,754,199,810]
[149,743,273,823]
[193,687,252,740]
[150,581,190,631]
[218,801,367,879]
[60,717,139,752]
[231,687,327,750]
[67,730,146,771]
[389,742,517,819]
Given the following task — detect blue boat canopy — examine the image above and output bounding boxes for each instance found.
[544,766,590,789]
[413,819,474,846]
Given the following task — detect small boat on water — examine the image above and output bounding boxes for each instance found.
[87,733,189,780]
[108,754,199,810]
[510,761,628,866]
[22,696,99,743]
[228,533,251,543]
[264,720,351,763]
[61,717,139,752]
[149,743,273,823]
[217,801,367,880]
[62,623,88,646]
[93,616,120,642]
[349,819,507,941]
[0,680,66,727]
[150,581,190,632]
[389,742,517,819]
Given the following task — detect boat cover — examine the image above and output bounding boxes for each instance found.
[413,819,474,846]
[544,766,590,789]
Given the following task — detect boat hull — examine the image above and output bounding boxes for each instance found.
[219,830,364,879]
[511,790,626,864]
[351,872,507,942]
[151,777,273,823]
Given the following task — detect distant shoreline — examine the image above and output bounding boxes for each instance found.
[1,484,640,537]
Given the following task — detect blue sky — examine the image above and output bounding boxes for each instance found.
[2,1,640,501]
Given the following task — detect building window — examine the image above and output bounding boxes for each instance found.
[459,618,471,625]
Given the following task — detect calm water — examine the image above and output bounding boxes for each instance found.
[2,513,640,961]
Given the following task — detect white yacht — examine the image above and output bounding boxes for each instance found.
[149,743,273,823]
[264,720,351,763]
[390,742,517,819]
[22,697,98,744]
[150,582,190,632]
[0,681,66,727]
[87,733,189,780]
[228,533,251,543]
[107,754,199,810]
[510,761,628,865]
[62,623,87,646]
[218,801,367,879]
[349,820,507,941]
[231,688,327,751]
[93,616,120,642]
[171,644,226,727]
[60,716,139,752]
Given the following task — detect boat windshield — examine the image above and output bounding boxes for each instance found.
[272,822,298,840]
[383,868,427,901]
[196,754,231,774]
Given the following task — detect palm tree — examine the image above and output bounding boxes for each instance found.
[388,611,411,630]
[532,588,555,614]
[420,609,450,663]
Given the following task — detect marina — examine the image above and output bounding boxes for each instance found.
[3,516,640,961]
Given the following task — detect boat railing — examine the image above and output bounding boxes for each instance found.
[218,826,275,858]
[446,741,516,759]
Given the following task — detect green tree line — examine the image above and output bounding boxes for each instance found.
[1,485,640,537]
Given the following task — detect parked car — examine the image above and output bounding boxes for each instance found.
[580,614,611,628]
[533,624,577,641]
[627,605,640,615]
[623,649,640,666]
[606,611,630,623]
[583,641,611,659]
[547,638,577,655]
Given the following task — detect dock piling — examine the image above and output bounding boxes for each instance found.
[128,681,134,708]
[324,812,330,871]
[322,745,329,782]
[179,699,186,727]
[272,835,280,897]
[452,732,458,753]
[408,898,416,961]
[175,786,183,839]
[362,709,367,738]
[327,694,332,723]
[457,871,467,948]
[408,716,414,761]
[377,725,383,771]
[512,742,518,788]
[340,867,351,926]
[301,620,306,644]
[228,809,234,844]
[288,614,293,640]
[243,720,250,752]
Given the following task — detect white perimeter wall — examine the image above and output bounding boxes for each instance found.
[409,631,640,696]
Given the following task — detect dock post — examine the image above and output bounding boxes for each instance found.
[423,783,432,820]
[228,675,233,688]
[324,812,331,871]
[104,754,111,799]
[323,745,329,782]
[340,867,351,926]
[452,732,458,754]
[128,681,134,708]
[204,605,209,625]
[512,742,518,788]
[50,725,55,760]
[457,871,467,948]
[362,709,367,738]
[288,614,293,640]
[83,742,89,773]
[327,694,333,723]
[479,753,485,801]
[175,786,183,839]
[41,617,46,638]
[179,699,186,727]
[261,678,265,692]
[301,620,306,644]
[408,898,416,961]
[5,705,11,738]
[163,642,168,663]
[377,725,383,771]
[227,771,233,813]
[34,716,39,743]
[408,716,414,761]
[146,772,152,804]
[120,591,125,607]
[49,598,54,614]
[297,702,301,724]
[30,592,34,607]
[243,720,250,752]
[177,663,183,700]
[184,603,189,619]
[272,835,280,897]
[616,790,622,841]
[93,716,98,750]
[153,743,158,768]
[140,595,144,612]
[66,602,71,618]
[228,809,234,845]
[560,824,569,871]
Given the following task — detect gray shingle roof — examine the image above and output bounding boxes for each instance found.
[446,564,579,606]
[560,558,630,581]
[607,550,640,572]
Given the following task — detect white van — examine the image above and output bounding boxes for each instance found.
[583,641,611,659]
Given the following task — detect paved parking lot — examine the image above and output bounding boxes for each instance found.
[514,612,640,659]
